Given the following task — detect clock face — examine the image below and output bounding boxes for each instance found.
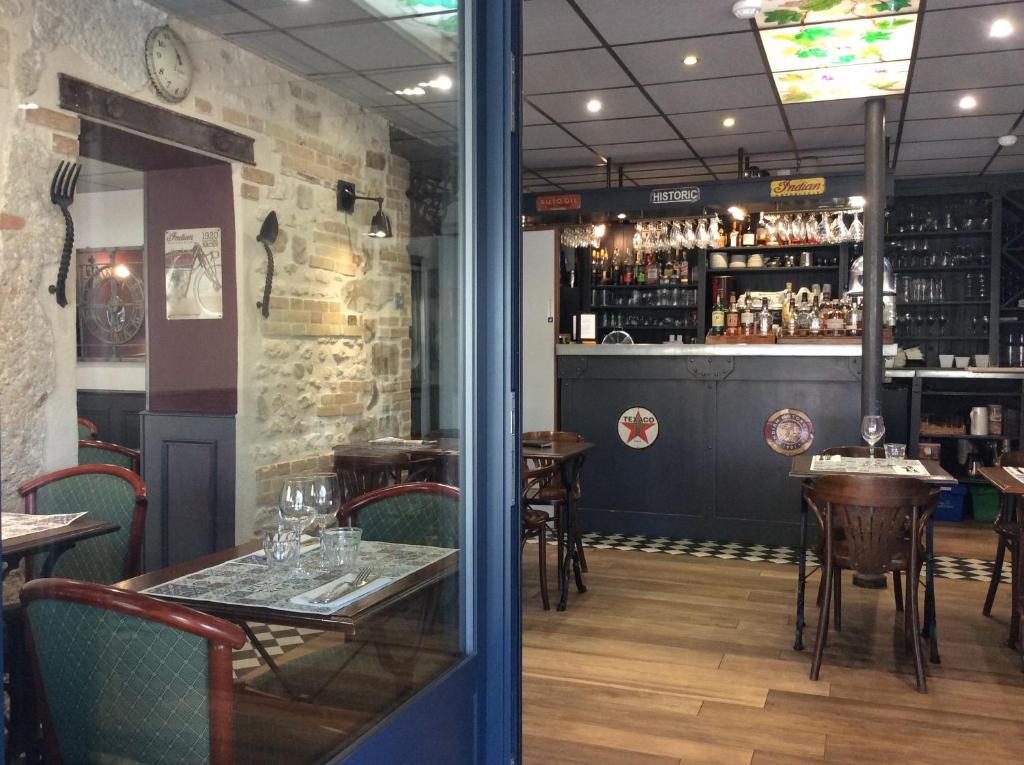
[145,26,192,103]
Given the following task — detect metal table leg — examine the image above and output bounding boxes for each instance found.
[923,516,941,664]
[557,454,587,612]
[795,496,807,652]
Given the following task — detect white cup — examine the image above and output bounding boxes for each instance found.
[939,354,954,368]
[955,356,970,369]
[974,354,990,368]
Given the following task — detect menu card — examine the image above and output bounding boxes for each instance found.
[810,455,930,477]
[1,512,87,541]
[1004,466,1024,483]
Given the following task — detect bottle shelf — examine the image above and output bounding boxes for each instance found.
[593,283,697,289]
[706,266,837,275]
[894,265,990,272]
[895,300,990,306]
[886,229,992,239]
[710,243,844,253]
[897,335,989,341]
[594,305,697,311]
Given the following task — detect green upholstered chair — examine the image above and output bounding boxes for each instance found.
[77,417,98,440]
[337,482,460,549]
[18,464,147,583]
[20,578,244,765]
[78,439,141,474]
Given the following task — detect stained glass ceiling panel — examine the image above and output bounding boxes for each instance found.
[761,15,918,73]
[756,0,919,29]
[773,60,911,103]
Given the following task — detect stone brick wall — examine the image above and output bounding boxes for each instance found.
[0,0,413,534]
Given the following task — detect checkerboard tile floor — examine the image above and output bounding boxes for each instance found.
[232,534,1008,673]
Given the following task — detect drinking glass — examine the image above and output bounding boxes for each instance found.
[307,472,342,565]
[884,443,907,464]
[323,526,363,571]
[861,415,886,464]
[254,506,300,576]
[280,477,317,575]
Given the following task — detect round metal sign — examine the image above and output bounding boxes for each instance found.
[764,408,814,456]
[618,407,659,449]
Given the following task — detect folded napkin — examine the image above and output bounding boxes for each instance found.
[290,573,394,611]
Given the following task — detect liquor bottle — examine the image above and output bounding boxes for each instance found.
[846,296,862,336]
[740,293,755,336]
[757,297,773,336]
[756,213,768,246]
[780,282,794,327]
[741,217,756,247]
[622,249,633,285]
[825,300,845,337]
[636,254,646,285]
[726,292,740,336]
[647,254,660,285]
[809,295,822,336]
[678,257,689,284]
[710,292,726,336]
[796,296,812,336]
[728,221,740,248]
[786,297,798,336]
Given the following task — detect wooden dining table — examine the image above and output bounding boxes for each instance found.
[2,516,121,579]
[788,455,956,661]
[333,439,594,611]
[977,466,1023,664]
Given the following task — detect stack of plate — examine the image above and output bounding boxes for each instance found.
[748,253,764,268]
[729,254,747,268]
[709,252,728,269]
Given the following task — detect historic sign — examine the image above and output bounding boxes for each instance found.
[770,177,826,198]
[764,408,815,456]
[618,407,659,449]
[535,193,582,212]
[650,187,701,205]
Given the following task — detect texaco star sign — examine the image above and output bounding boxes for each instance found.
[618,407,659,449]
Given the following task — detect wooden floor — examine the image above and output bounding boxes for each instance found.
[521,532,1024,765]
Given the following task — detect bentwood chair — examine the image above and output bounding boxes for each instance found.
[334,451,439,505]
[983,451,1023,631]
[78,439,141,474]
[522,461,560,610]
[77,417,98,440]
[21,578,244,765]
[338,482,460,548]
[522,430,587,572]
[18,464,148,583]
[807,475,939,692]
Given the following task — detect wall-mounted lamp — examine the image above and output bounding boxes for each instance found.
[337,180,393,239]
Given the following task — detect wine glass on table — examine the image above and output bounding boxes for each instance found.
[861,415,886,465]
[308,473,342,569]
[280,476,317,574]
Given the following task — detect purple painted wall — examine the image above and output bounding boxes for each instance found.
[145,164,237,413]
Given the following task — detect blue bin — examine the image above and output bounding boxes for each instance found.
[934,484,968,522]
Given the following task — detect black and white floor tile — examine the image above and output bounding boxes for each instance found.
[232,534,1007,672]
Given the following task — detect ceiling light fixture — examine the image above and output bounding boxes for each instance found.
[998,134,1018,147]
[682,54,699,66]
[990,18,1014,38]
[848,195,866,209]
[336,180,393,239]
[17,102,39,110]
[722,116,736,128]
[617,213,627,220]
[395,86,426,96]
[728,206,746,221]
[732,0,762,20]
[958,94,978,110]
[586,98,602,113]
[112,263,132,279]
[593,223,607,239]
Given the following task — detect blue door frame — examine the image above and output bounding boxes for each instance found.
[339,0,522,762]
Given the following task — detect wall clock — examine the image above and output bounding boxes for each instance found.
[144,26,193,103]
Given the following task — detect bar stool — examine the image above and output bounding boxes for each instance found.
[523,430,587,573]
[983,451,1022,653]
[522,461,559,610]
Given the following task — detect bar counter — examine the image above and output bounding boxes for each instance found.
[557,343,893,545]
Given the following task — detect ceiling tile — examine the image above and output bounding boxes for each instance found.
[293,21,447,72]
[784,98,902,130]
[591,140,694,163]
[565,116,677,145]
[523,102,550,126]
[926,0,1010,7]
[916,5,1023,58]
[986,155,1024,175]
[524,0,601,53]
[421,101,458,126]
[574,0,749,46]
[905,85,1024,120]
[688,131,794,158]
[901,114,1017,142]
[912,50,1024,92]
[647,74,777,115]
[895,157,988,176]
[523,49,633,95]
[238,0,371,27]
[524,124,582,150]
[374,104,453,135]
[898,138,1000,161]
[525,146,604,169]
[528,87,656,123]
[613,33,764,86]
[237,31,342,74]
[791,126,870,152]
[318,74,405,108]
[365,66,458,104]
[195,10,271,34]
[670,105,784,139]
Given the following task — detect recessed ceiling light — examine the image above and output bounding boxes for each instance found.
[682,54,699,66]
[396,86,426,96]
[990,18,1014,38]
[722,116,736,128]
[617,213,627,220]
[958,94,978,110]
[998,134,1018,147]
[586,99,602,113]
[848,196,866,209]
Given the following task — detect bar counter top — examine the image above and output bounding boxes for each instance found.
[557,343,897,357]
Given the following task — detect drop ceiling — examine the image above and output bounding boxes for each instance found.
[150,0,1024,193]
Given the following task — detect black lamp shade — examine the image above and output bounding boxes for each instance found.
[369,208,393,238]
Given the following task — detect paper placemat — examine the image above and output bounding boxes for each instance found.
[141,541,454,616]
[1004,466,1024,483]
[2,512,87,542]
[810,455,930,477]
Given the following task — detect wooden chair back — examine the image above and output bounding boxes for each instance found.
[998,450,1024,468]
[523,431,583,501]
[808,475,938,576]
[77,417,98,440]
[19,464,148,582]
[78,439,141,474]
[21,578,243,765]
[338,483,460,548]
[334,451,439,504]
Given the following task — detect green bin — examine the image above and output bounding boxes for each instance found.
[969,484,1000,524]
